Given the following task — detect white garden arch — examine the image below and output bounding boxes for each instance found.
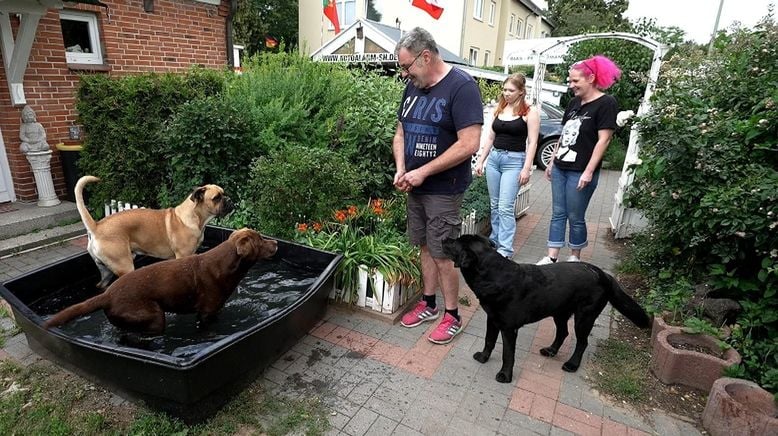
[527,32,669,238]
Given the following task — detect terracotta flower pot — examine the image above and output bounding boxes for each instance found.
[702,377,778,436]
[651,330,741,392]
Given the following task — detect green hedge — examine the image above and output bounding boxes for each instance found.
[627,18,777,392]
[75,68,227,212]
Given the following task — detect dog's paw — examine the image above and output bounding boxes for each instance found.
[473,351,490,363]
[562,361,580,372]
[540,347,558,357]
[495,370,513,383]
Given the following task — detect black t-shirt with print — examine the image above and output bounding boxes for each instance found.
[397,67,484,194]
[554,95,618,171]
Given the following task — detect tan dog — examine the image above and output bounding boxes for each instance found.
[75,175,233,288]
[44,228,278,334]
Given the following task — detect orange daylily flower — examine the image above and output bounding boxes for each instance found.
[297,223,308,232]
[347,205,358,216]
[312,222,323,232]
[334,210,347,222]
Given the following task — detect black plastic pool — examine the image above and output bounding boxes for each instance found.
[0,226,341,420]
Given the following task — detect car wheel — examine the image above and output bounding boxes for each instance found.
[535,139,557,170]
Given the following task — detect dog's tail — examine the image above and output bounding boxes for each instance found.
[75,175,100,234]
[601,269,651,328]
[43,292,110,329]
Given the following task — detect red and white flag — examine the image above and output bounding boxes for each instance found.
[323,0,340,33]
[412,0,444,19]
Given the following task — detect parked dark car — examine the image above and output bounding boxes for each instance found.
[536,101,564,170]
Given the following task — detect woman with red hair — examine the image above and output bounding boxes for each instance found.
[475,73,539,258]
[537,55,621,265]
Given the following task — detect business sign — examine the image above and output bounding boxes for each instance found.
[502,37,571,66]
[318,52,397,63]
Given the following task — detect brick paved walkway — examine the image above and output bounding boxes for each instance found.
[0,170,702,436]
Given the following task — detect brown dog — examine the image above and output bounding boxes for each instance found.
[75,175,233,288]
[44,228,277,335]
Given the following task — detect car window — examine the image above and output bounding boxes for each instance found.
[541,102,564,119]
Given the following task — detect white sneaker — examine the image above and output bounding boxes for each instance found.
[567,255,580,262]
[536,256,556,265]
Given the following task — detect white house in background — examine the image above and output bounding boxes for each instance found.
[299,0,554,68]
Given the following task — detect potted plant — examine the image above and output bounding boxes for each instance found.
[295,198,421,313]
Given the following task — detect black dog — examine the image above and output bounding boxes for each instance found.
[442,234,650,383]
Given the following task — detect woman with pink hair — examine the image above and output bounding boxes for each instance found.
[537,55,621,265]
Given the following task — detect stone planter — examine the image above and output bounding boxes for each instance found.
[702,377,778,436]
[651,330,741,392]
[650,314,685,348]
[650,313,732,348]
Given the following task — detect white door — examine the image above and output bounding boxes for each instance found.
[0,128,16,203]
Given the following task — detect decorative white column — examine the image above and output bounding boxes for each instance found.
[25,150,60,207]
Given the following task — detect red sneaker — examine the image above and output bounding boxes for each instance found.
[400,301,439,328]
[428,313,462,344]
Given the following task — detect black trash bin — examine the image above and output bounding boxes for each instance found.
[56,143,83,202]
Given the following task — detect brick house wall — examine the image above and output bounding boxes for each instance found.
[0,0,231,202]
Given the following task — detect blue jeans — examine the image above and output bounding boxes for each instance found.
[548,166,600,249]
[486,149,525,257]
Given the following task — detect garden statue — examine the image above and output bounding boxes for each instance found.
[18,105,60,206]
[19,105,51,153]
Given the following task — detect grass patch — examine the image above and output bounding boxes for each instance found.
[590,338,649,402]
[0,359,331,435]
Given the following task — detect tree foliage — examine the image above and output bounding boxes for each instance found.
[546,0,630,36]
[234,0,298,56]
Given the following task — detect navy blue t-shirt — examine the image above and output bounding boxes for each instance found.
[397,67,483,194]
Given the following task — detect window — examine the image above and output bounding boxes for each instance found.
[473,0,483,20]
[488,1,496,25]
[484,51,490,67]
[509,14,515,34]
[328,0,356,30]
[366,0,381,21]
[59,10,103,64]
[468,48,479,66]
[517,19,524,38]
[526,23,534,39]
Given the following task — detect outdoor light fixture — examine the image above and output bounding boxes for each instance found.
[356,24,364,40]
[143,0,154,12]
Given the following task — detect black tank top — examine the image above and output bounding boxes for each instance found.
[492,116,528,152]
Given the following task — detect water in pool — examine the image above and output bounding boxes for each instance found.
[28,258,320,363]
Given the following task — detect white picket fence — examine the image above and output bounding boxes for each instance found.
[515,183,531,218]
[104,199,141,217]
[330,265,417,314]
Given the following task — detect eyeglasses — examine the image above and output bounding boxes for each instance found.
[399,51,425,73]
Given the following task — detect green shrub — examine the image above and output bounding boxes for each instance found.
[477,78,502,104]
[236,145,362,238]
[76,68,226,212]
[225,52,354,155]
[602,134,627,170]
[161,96,261,205]
[462,175,490,221]
[337,69,403,199]
[627,18,778,390]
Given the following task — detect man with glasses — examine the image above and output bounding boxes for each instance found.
[394,27,483,344]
